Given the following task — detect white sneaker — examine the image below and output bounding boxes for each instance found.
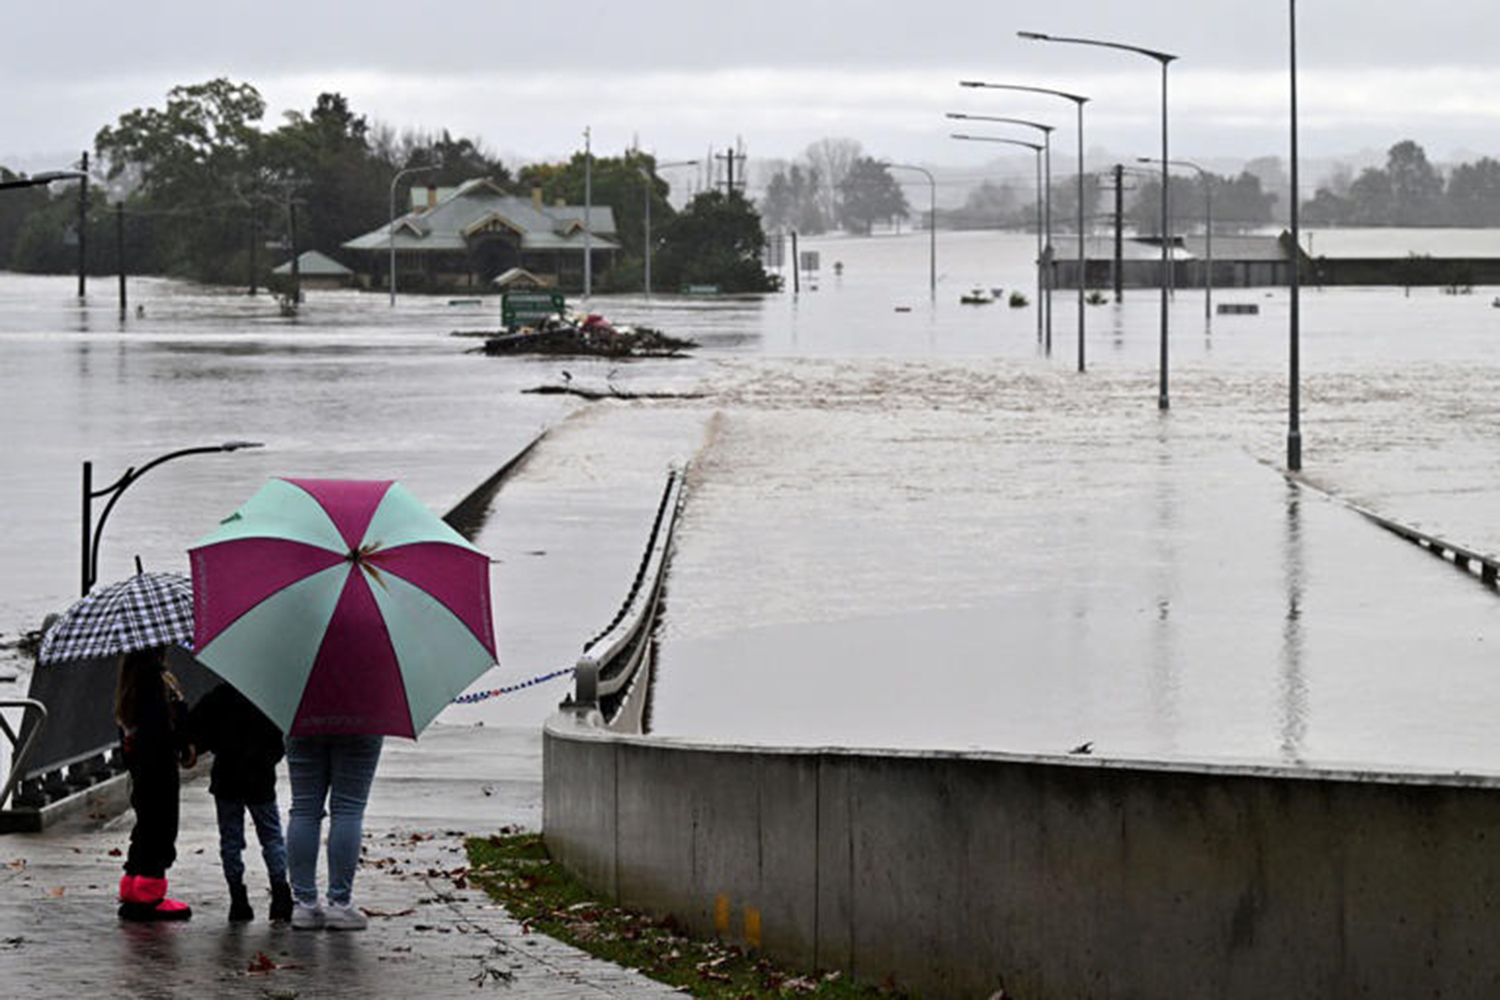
[291,901,324,930]
[323,902,368,931]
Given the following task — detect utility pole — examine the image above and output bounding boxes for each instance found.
[716,144,746,195]
[248,214,258,296]
[1100,165,1136,303]
[1112,164,1124,302]
[288,199,301,305]
[77,151,88,299]
[115,203,126,317]
[583,126,593,298]
[791,230,800,295]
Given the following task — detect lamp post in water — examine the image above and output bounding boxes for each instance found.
[639,159,699,297]
[950,134,1045,343]
[1288,0,1303,471]
[961,80,1090,373]
[880,162,937,302]
[948,112,1055,349]
[1019,30,1177,408]
[1140,156,1213,323]
[81,442,264,595]
[389,164,437,307]
[0,168,89,298]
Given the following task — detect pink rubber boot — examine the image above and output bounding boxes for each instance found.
[119,875,192,922]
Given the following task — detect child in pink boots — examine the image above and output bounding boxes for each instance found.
[114,646,192,921]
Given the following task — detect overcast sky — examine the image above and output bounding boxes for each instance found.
[8,1,1500,189]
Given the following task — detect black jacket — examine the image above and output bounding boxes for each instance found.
[187,683,284,804]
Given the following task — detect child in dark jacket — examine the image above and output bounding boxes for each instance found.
[115,646,193,921]
[186,682,292,922]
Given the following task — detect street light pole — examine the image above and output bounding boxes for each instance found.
[389,163,437,307]
[948,113,1055,348]
[81,441,264,595]
[1288,0,1303,471]
[1020,30,1177,406]
[584,127,593,299]
[0,168,91,298]
[883,163,937,302]
[640,159,699,297]
[1140,156,1213,323]
[950,134,1044,341]
[961,81,1089,372]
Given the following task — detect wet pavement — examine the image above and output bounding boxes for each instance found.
[0,412,713,999]
[0,724,682,999]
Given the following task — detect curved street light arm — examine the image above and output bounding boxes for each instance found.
[960,80,1089,106]
[947,112,1055,135]
[879,162,938,301]
[959,78,1089,371]
[389,163,438,307]
[83,441,264,594]
[1018,30,1177,64]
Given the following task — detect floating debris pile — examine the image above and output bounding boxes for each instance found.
[474,312,696,358]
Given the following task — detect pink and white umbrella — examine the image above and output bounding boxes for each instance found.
[189,478,497,738]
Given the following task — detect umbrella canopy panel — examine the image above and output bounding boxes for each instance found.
[38,571,195,666]
[191,478,496,738]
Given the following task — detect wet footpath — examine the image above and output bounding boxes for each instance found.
[0,410,711,999]
[0,725,682,998]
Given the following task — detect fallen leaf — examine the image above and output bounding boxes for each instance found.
[45,887,64,898]
[107,848,122,857]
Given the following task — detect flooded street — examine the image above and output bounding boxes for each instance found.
[4,229,1500,773]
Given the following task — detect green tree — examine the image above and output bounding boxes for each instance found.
[1301,186,1352,226]
[1385,140,1444,225]
[836,158,909,235]
[0,168,53,267]
[1445,157,1500,226]
[653,189,778,293]
[803,137,863,231]
[1347,166,1394,225]
[941,180,1022,230]
[93,78,269,281]
[264,92,387,256]
[1130,170,1274,235]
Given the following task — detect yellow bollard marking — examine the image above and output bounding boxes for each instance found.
[744,905,762,949]
[714,893,730,934]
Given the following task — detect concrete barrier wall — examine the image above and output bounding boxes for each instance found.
[543,712,1500,999]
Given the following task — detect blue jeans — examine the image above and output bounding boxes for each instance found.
[285,734,383,907]
[215,796,287,887]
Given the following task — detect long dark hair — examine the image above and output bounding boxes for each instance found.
[114,646,175,727]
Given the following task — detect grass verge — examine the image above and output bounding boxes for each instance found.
[466,828,910,999]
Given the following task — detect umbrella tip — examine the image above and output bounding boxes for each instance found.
[134,555,144,575]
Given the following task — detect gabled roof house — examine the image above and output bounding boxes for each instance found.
[343,178,619,291]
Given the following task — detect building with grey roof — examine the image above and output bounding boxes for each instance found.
[343,178,619,292]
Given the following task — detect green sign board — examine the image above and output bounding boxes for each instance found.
[502,290,566,330]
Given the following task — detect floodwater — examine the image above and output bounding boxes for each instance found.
[4,229,1500,775]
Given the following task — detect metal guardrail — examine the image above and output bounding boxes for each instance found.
[1352,503,1500,589]
[566,467,686,731]
[0,699,48,810]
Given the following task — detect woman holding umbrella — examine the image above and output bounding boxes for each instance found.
[189,478,499,932]
[284,734,383,929]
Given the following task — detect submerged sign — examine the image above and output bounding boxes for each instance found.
[502,291,566,330]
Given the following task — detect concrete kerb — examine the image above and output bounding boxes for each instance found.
[0,724,684,999]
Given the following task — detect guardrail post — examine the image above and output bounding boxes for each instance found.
[570,656,600,709]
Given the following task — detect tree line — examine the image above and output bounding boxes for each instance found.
[1301,140,1500,227]
[760,137,1500,237]
[0,79,777,294]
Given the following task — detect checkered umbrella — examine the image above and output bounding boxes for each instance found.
[37,571,195,665]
